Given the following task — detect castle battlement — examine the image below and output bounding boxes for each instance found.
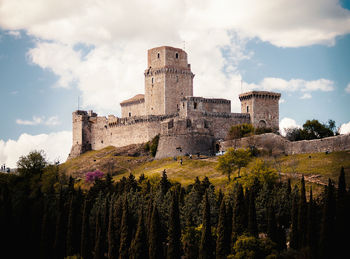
[68,46,281,159]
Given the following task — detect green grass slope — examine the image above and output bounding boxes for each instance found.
[60,146,350,191]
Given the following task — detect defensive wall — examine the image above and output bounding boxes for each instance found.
[220,133,350,155]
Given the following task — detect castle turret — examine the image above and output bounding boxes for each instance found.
[144,46,194,116]
[68,110,95,159]
[239,91,281,130]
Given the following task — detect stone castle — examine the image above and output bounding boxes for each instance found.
[68,46,281,159]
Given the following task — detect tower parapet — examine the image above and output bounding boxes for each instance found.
[239,91,281,130]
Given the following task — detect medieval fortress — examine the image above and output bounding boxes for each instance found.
[68,46,281,159]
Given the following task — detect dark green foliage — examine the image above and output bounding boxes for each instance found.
[131,209,148,259]
[336,167,348,258]
[216,198,228,259]
[150,134,160,157]
[267,206,278,245]
[227,123,254,140]
[16,150,47,178]
[285,119,336,141]
[297,176,307,248]
[306,187,318,259]
[232,184,247,243]
[247,190,258,237]
[199,192,214,259]
[119,196,131,259]
[149,205,163,259]
[289,188,299,250]
[1,152,349,259]
[320,179,336,259]
[167,191,182,259]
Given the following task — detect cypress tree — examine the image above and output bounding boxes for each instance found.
[298,176,307,248]
[306,187,317,259]
[81,199,92,259]
[66,197,75,257]
[216,198,228,259]
[267,206,278,244]
[131,209,148,259]
[149,205,163,259]
[119,196,131,259]
[225,203,233,255]
[167,191,182,259]
[199,192,214,259]
[247,190,258,237]
[320,179,336,259]
[336,167,347,258]
[93,211,104,259]
[289,190,299,250]
[231,184,246,245]
[107,199,117,259]
[54,188,66,259]
[160,170,171,195]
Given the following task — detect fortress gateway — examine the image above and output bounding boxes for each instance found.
[68,46,281,159]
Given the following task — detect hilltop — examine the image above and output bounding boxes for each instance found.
[60,144,350,193]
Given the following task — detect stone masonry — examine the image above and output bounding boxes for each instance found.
[68,46,281,159]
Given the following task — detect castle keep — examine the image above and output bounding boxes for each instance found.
[68,46,281,159]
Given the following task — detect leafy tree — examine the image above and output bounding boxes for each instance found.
[199,192,214,259]
[285,119,336,141]
[182,226,200,259]
[217,148,251,181]
[150,134,160,157]
[17,150,47,178]
[229,235,277,259]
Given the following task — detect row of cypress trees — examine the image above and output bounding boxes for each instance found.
[0,167,349,258]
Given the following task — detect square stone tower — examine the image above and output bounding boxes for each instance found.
[144,46,194,115]
[239,91,281,130]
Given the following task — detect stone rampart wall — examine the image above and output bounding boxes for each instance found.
[220,133,350,155]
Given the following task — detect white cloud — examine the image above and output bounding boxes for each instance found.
[279,117,301,136]
[244,78,334,93]
[16,115,61,126]
[0,0,348,114]
[346,83,350,93]
[6,30,21,38]
[300,93,312,99]
[279,98,285,104]
[339,122,350,135]
[0,131,72,168]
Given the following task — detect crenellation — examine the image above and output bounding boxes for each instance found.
[68,46,282,160]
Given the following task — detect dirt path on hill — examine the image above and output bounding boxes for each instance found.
[280,172,327,186]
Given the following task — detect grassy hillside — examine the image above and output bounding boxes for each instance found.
[60,146,350,192]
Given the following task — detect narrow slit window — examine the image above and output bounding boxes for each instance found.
[247,106,249,113]
[194,102,197,109]
[157,53,160,58]
[175,53,179,59]
[151,77,154,84]
[129,112,131,117]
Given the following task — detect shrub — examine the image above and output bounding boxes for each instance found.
[85,170,104,183]
[150,134,160,157]
[227,124,255,140]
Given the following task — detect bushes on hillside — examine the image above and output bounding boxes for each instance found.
[144,134,160,157]
[227,124,274,140]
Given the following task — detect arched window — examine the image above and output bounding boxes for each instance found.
[175,53,179,59]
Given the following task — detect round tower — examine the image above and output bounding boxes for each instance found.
[239,91,281,130]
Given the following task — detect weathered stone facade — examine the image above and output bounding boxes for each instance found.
[220,133,350,155]
[68,46,280,159]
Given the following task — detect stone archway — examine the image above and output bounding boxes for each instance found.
[258,120,267,128]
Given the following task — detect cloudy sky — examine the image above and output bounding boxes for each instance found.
[0,0,350,167]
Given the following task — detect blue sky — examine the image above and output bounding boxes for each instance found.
[0,0,349,167]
